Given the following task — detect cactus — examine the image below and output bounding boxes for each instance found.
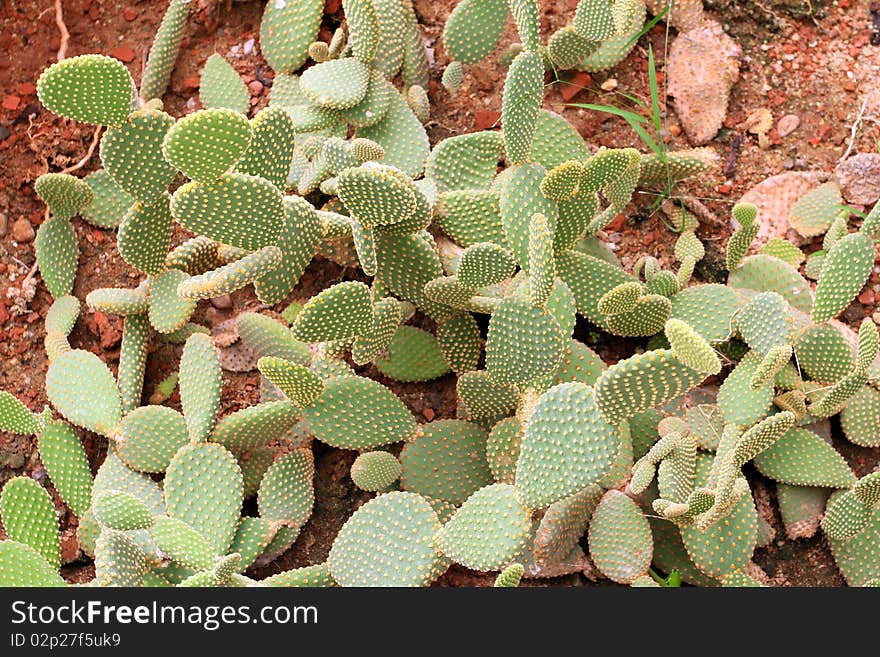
[200,54,249,115]
[37,54,135,126]
[328,491,444,586]
[11,0,878,589]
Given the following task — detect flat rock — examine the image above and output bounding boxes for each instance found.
[834,153,880,205]
[667,20,742,146]
[737,170,830,245]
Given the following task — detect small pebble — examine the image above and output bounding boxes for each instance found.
[600,78,618,91]
[776,114,800,137]
[0,213,7,237]
[11,218,34,243]
[248,80,264,96]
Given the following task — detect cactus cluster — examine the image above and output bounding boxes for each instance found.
[1,0,878,589]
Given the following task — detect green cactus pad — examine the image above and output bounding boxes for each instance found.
[164,442,243,553]
[0,541,66,587]
[501,51,544,166]
[303,375,417,449]
[329,491,444,586]
[227,517,276,572]
[373,232,451,320]
[789,181,841,237]
[37,54,135,126]
[342,0,380,63]
[92,490,154,531]
[139,0,190,100]
[179,333,222,443]
[717,351,773,428]
[46,349,120,437]
[0,392,41,435]
[299,58,370,111]
[257,357,323,407]
[94,450,164,514]
[486,297,566,387]
[165,236,221,275]
[0,477,60,569]
[85,286,148,316]
[458,370,520,426]
[235,106,296,189]
[436,190,506,248]
[35,420,92,517]
[442,0,507,65]
[237,313,311,364]
[732,411,797,466]
[260,0,323,74]
[177,246,282,299]
[351,296,404,365]
[827,502,880,586]
[34,173,93,220]
[94,529,149,586]
[80,170,133,228]
[750,344,793,389]
[292,281,373,343]
[211,401,300,453]
[427,132,505,194]
[342,70,395,129]
[508,0,540,51]
[357,87,430,177]
[149,516,216,571]
[375,326,451,382]
[171,172,283,250]
[793,323,853,383]
[115,405,188,473]
[351,451,402,492]
[669,284,739,343]
[337,164,417,229]
[200,54,249,115]
[577,0,644,72]
[603,294,672,338]
[457,242,517,288]
[759,238,805,268]
[753,427,855,487]
[258,449,314,530]
[809,370,868,419]
[400,420,492,504]
[100,109,177,202]
[679,453,758,577]
[146,269,194,333]
[262,562,337,587]
[638,147,718,187]
[812,232,874,322]
[594,349,704,426]
[117,193,173,275]
[116,313,148,416]
[494,563,525,587]
[436,313,482,373]
[557,250,633,327]
[515,382,623,508]
[728,254,812,315]
[34,217,78,299]
[528,485,601,572]
[162,108,252,183]
[734,291,791,357]
[587,490,652,584]
[437,483,534,571]
[840,385,880,447]
[664,318,722,375]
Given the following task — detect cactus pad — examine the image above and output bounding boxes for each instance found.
[37,54,135,126]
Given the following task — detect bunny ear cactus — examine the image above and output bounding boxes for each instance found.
[37,54,135,126]
[140,0,190,100]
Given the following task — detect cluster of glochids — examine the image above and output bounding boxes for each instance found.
[0,0,877,588]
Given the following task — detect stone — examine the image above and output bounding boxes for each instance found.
[11,218,35,243]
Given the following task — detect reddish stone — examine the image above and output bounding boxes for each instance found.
[2,95,20,111]
[423,407,435,421]
[325,0,342,14]
[858,289,875,305]
[15,83,35,96]
[474,110,501,131]
[716,183,732,194]
[248,80,264,96]
[606,212,627,232]
[109,46,136,63]
[559,72,592,102]
[123,7,137,21]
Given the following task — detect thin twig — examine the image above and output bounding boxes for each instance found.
[840,95,870,163]
[54,0,69,62]
[59,126,103,175]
